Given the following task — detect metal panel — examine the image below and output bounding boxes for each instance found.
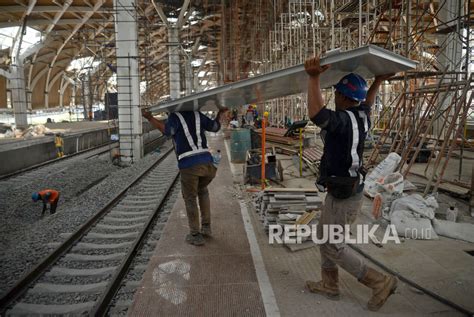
[149,45,417,113]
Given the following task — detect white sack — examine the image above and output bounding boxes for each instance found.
[432,219,474,243]
[403,179,417,191]
[390,210,439,240]
[379,172,405,195]
[365,153,401,197]
[390,194,437,220]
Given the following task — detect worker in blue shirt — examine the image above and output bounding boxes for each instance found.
[304,56,396,312]
[142,108,228,246]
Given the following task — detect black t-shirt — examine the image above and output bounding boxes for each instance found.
[311,104,370,186]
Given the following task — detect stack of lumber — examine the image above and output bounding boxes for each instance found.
[275,146,323,175]
[255,188,322,232]
[255,127,298,145]
[303,147,323,174]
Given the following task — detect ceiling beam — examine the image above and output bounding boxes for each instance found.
[0,5,111,13]
[177,0,191,29]
[0,18,106,28]
[151,0,169,27]
[44,0,106,107]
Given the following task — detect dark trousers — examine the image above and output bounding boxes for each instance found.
[49,194,60,214]
[180,163,217,234]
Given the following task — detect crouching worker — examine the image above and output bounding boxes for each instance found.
[142,108,228,246]
[32,189,60,215]
[304,56,397,311]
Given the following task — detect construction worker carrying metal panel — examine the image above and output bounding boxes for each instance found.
[304,56,396,311]
[142,109,228,246]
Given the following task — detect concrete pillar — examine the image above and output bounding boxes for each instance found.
[168,27,180,99]
[9,60,28,128]
[435,0,463,137]
[80,74,90,119]
[114,0,143,162]
[59,77,65,108]
[71,83,76,108]
[437,1,463,71]
[184,59,193,95]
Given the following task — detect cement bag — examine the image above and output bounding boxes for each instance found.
[365,153,401,197]
[390,210,439,240]
[432,219,474,243]
[390,194,437,220]
[403,179,417,191]
[379,172,404,195]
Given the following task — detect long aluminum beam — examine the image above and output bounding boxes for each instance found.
[149,45,417,113]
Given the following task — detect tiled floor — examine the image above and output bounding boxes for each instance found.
[128,136,265,316]
[129,135,473,316]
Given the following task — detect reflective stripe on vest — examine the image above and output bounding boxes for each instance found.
[358,111,369,133]
[345,111,360,177]
[175,112,209,160]
[195,111,203,150]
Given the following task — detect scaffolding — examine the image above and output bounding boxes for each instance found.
[219,0,473,194]
[4,0,471,184]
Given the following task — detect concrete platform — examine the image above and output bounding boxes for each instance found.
[0,121,161,176]
[128,135,267,316]
[129,134,473,316]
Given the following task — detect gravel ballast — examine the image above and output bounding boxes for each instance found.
[0,142,174,296]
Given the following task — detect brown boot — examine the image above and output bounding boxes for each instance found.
[306,267,340,300]
[359,267,398,311]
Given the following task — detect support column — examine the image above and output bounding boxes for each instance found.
[114,0,143,162]
[168,27,180,99]
[435,0,463,137]
[9,61,28,128]
[184,58,193,95]
[80,74,90,120]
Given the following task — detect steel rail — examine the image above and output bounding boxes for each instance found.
[92,170,180,316]
[0,146,174,313]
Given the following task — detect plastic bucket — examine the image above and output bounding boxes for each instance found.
[230,128,251,163]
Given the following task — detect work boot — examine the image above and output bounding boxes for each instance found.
[306,267,340,300]
[359,267,398,311]
[185,233,205,246]
[201,224,212,237]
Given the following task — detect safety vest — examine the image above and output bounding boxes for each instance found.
[55,136,63,147]
[175,112,210,160]
[39,189,59,203]
[345,110,369,181]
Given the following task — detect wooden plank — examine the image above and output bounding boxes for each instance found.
[285,241,316,252]
[273,194,307,200]
[263,188,319,193]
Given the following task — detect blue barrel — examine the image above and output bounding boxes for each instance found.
[230,128,251,163]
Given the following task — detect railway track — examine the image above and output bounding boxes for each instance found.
[0,146,179,316]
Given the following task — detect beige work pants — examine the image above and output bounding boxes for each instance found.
[317,192,368,280]
[180,163,217,234]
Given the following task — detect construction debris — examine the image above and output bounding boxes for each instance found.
[275,146,323,176]
[255,188,322,250]
[0,124,69,139]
